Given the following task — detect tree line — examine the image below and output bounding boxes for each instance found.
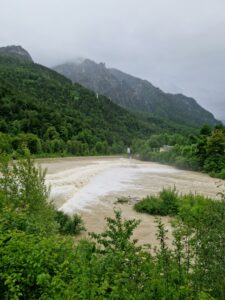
[133,124,225,179]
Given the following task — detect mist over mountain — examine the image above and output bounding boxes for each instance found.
[0,45,33,62]
[0,45,219,129]
[54,59,218,128]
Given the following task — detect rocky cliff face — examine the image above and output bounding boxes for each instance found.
[54,59,218,127]
[0,45,33,62]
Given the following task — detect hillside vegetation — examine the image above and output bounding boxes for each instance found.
[133,124,225,179]
[54,59,218,128]
[0,54,165,156]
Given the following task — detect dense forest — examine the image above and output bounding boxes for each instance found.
[0,54,192,158]
[0,157,225,299]
[133,124,225,179]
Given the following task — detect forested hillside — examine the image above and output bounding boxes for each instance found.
[0,53,168,156]
[133,124,225,179]
[54,59,219,128]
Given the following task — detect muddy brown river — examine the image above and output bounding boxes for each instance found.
[37,156,224,246]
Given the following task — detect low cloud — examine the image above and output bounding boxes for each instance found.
[0,0,224,119]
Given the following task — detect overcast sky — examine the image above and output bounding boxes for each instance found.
[0,0,225,120]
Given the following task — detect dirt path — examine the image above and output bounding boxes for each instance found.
[37,156,224,246]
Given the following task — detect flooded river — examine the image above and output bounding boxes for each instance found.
[37,156,224,246]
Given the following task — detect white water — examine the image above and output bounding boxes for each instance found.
[46,159,179,213]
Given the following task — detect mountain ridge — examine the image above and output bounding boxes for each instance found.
[0,45,219,131]
[54,59,218,127]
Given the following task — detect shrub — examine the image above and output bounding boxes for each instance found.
[178,194,211,225]
[55,210,85,235]
[0,231,76,299]
[134,188,179,216]
[134,195,166,215]
[0,156,57,235]
[159,187,179,215]
[217,168,225,180]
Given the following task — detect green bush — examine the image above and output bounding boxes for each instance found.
[0,231,77,299]
[219,169,225,179]
[134,187,179,216]
[135,188,211,221]
[178,194,211,225]
[159,187,179,214]
[0,156,58,235]
[134,195,165,215]
[55,210,85,235]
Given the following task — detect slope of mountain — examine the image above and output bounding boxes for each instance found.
[0,50,170,155]
[0,45,33,62]
[54,59,218,127]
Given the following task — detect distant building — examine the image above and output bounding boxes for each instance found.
[159,145,173,152]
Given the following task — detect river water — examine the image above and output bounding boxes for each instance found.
[37,156,223,245]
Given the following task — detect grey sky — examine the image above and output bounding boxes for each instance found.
[0,0,225,120]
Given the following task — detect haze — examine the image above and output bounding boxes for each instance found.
[0,0,224,120]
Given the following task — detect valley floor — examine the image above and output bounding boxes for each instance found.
[37,156,223,246]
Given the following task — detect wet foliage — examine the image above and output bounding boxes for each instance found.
[0,55,163,157]
[133,124,225,179]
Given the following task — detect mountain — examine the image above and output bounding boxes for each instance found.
[0,49,171,156]
[54,59,218,128]
[0,45,33,62]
